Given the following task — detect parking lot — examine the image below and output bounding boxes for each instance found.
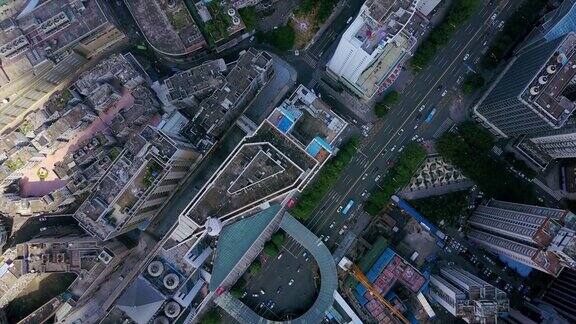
[236,240,319,321]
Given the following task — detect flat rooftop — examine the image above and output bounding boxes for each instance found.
[187,142,305,225]
[522,32,576,126]
[125,0,205,55]
[0,0,108,66]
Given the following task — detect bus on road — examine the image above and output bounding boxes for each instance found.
[342,199,355,215]
[425,107,437,124]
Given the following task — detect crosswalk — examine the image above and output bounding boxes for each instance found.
[302,53,318,68]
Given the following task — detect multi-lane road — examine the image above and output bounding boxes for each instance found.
[284,0,523,254]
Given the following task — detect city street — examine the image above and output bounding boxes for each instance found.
[278,0,525,256]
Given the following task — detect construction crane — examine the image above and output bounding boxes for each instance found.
[339,257,410,324]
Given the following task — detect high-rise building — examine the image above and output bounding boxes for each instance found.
[467,199,576,276]
[541,268,576,322]
[428,267,509,323]
[74,126,201,240]
[326,0,418,100]
[473,32,576,138]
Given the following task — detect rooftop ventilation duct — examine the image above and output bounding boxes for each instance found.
[148,261,164,277]
[163,273,179,290]
[164,301,181,318]
[538,75,548,85]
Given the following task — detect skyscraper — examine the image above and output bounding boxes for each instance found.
[473,32,576,138]
[467,199,576,276]
[428,267,509,323]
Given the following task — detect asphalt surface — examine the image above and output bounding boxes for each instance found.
[279,0,527,256]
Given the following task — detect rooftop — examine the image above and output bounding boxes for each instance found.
[522,32,576,127]
[164,59,227,102]
[125,0,205,55]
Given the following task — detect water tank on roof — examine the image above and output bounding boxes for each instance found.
[163,273,180,290]
[228,8,236,16]
[164,301,181,318]
[205,217,222,236]
[547,65,558,74]
[538,75,548,85]
[557,52,568,65]
[148,261,164,277]
[530,86,540,95]
[232,16,241,26]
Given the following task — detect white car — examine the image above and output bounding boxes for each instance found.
[339,225,348,235]
[441,89,448,97]
[288,278,295,286]
[329,221,336,228]
[277,253,283,260]
[294,50,300,56]
[361,189,368,197]
[463,53,470,61]
[337,206,343,213]
[397,128,404,135]
[411,134,419,141]
[418,105,425,112]
[456,76,464,85]
[491,13,497,21]
[497,21,504,30]
[374,175,381,182]
[390,145,397,151]
[361,173,368,180]
[40,227,47,232]
[323,235,330,242]
[398,146,405,153]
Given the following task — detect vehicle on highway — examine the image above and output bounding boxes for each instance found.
[319,234,325,241]
[302,251,307,258]
[418,105,425,112]
[288,278,295,286]
[463,53,470,61]
[374,175,381,182]
[397,128,404,135]
[324,235,330,242]
[398,146,405,153]
[411,134,419,141]
[252,293,259,298]
[346,16,353,24]
[361,189,368,197]
[40,227,47,232]
[362,173,368,180]
[276,286,282,294]
[337,205,343,213]
[339,225,348,235]
[260,289,266,295]
[297,265,302,273]
[390,145,397,151]
[342,199,355,215]
[456,76,464,85]
[277,253,283,260]
[441,89,448,97]
[413,122,420,130]
[329,221,336,228]
[425,107,437,123]
[270,301,275,309]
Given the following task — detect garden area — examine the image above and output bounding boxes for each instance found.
[461,72,485,96]
[291,138,358,221]
[411,0,481,70]
[436,122,537,204]
[257,24,296,51]
[409,190,470,228]
[364,143,427,216]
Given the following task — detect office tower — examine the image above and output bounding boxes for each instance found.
[473,32,576,138]
[428,267,509,323]
[467,199,576,276]
[541,268,576,322]
[326,0,418,100]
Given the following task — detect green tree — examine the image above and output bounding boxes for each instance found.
[238,6,258,30]
[271,232,285,248]
[375,90,400,118]
[263,241,279,257]
[364,143,427,215]
[410,191,470,227]
[230,287,244,298]
[200,309,221,324]
[292,138,359,220]
[461,72,485,95]
[249,260,262,274]
[257,25,295,51]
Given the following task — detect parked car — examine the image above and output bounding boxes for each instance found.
[288,278,295,286]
